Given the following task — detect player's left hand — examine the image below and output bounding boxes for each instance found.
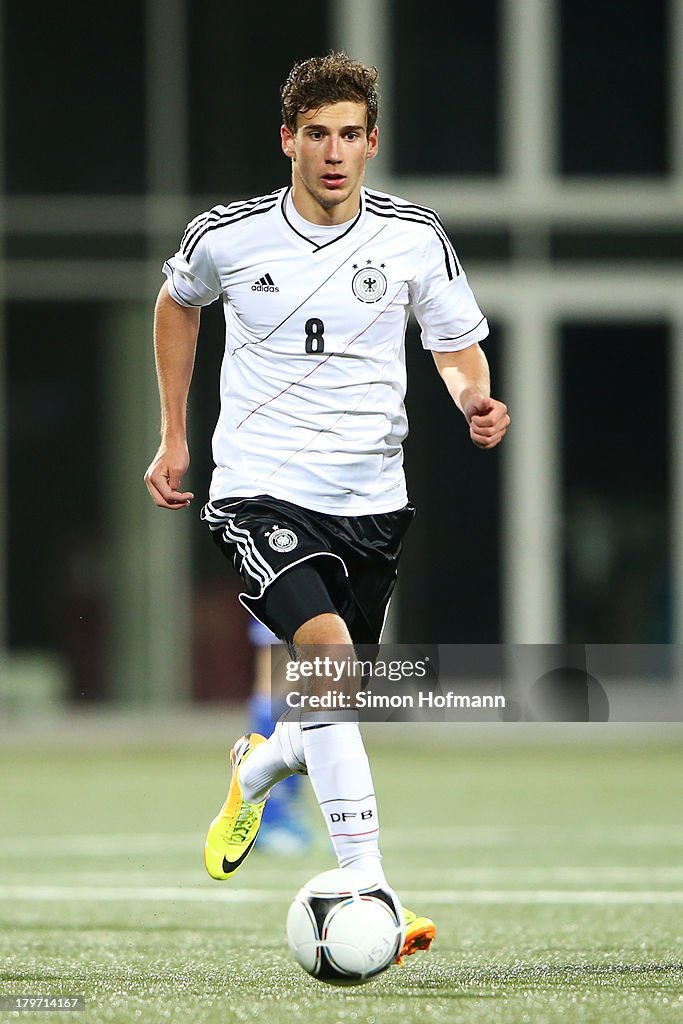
[464,395,510,449]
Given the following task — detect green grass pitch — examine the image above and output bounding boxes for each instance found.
[1,724,682,1023]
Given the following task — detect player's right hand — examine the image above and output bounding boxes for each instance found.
[144,441,194,509]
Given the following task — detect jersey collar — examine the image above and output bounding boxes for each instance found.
[280,186,364,252]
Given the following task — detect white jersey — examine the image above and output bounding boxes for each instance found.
[163,186,489,515]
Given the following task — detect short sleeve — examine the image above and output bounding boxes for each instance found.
[409,228,489,351]
[162,212,222,307]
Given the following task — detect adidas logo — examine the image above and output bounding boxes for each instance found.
[251,272,279,293]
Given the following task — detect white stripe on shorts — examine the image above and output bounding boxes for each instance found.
[202,502,275,590]
[223,519,274,589]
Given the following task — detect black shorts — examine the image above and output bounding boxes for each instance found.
[201,495,415,645]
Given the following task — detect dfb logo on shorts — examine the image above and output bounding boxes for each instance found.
[267,527,298,553]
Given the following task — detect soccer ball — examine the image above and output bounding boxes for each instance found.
[286,868,404,985]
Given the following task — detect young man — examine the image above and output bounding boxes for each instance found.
[145,53,509,961]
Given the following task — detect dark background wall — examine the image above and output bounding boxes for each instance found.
[3,0,676,702]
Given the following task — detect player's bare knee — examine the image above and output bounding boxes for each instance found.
[293,612,352,649]
[292,613,357,700]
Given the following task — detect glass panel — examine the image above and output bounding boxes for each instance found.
[5,2,145,193]
[561,322,670,641]
[392,0,500,176]
[559,0,669,175]
[7,301,107,698]
[401,322,503,642]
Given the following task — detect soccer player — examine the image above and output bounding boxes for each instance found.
[144,52,509,962]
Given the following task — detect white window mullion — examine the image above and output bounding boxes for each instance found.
[104,0,193,705]
[501,301,561,643]
[501,0,558,197]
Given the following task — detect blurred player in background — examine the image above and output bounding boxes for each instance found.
[145,52,509,962]
[246,617,312,853]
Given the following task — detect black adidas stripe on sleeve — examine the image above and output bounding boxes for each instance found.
[366,191,462,280]
[181,192,282,260]
[365,197,460,281]
[181,193,275,254]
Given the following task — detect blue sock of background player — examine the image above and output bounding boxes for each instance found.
[246,617,312,854]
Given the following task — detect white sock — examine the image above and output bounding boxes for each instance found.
[302,722,387,886]
[238,716,310,803]
[238,734,293,804]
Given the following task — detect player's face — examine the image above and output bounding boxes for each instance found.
[281,101,378,225]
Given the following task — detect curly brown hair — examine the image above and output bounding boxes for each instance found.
[280,52,379,134]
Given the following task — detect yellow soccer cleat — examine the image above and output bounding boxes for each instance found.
[204,733,268,880]
[396,907,437,964]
